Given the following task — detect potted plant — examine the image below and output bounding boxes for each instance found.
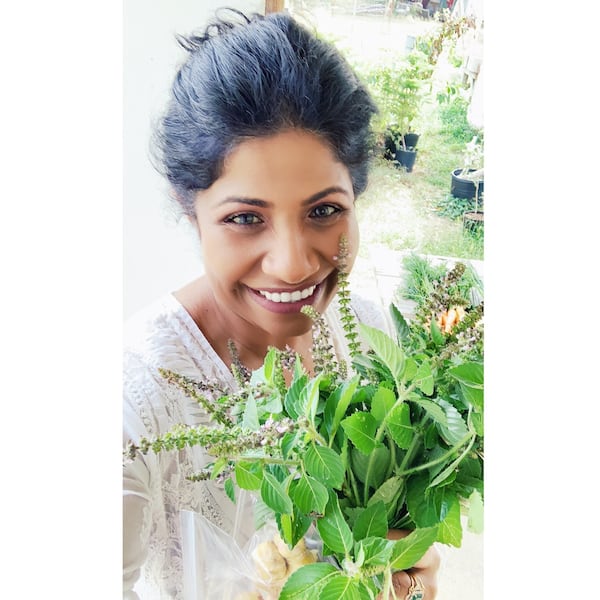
[367,50,432,172]
[450,135,484,232]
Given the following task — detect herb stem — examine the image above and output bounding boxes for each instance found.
[396,431,475,477]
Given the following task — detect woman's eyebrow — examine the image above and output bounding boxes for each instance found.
[218,186,350,208]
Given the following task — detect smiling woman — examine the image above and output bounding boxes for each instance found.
[123,8,440,600]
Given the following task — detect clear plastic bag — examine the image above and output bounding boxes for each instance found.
[180,491,323,599]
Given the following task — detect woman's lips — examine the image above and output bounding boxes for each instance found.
[247,282,323,314]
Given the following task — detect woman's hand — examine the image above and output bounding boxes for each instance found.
[377,529,441,599]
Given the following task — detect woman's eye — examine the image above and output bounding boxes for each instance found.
[310,204,340,219]
[225,213,262,226]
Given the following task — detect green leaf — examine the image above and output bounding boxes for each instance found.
[467,489,484,534]
[341,411,379,454]
[262,347,277,383]
[389,526,438,570]
[317,491,354,555]
[436,398,469,446]
[284,372,309,420]
[301,374,324,424]
[324,376,360,439]
[351,445,390,489]
[359,536,395,566]
[367,475,402,508]
[353,501,388,541]
[389,302,411,344]
[359,323,406,382]
[430,317,445,346]
[242,394,259,430]
[261,471,292,515]
[235,460,263,490]
[277,505,312,548]
[387,402,413,449]
[370,386,396,423]
[449,363,484,412]
[409,397,447,427]
[413,359,434,395]
[406,473,457,528]
[319,574,369,600]
[291,473,329,515]
[224,478,235,503]
[279,562,339,600]
[448,362,483,387]
[304,444,345,489]
[437,496,462,547]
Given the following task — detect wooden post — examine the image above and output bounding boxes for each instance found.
[265,0,285,14]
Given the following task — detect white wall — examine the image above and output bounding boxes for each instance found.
[123,0,265,318]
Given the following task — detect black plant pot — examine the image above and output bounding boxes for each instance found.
[395,148,418,172]
[384,132,420,160]
[451,169,484,199]
[403,132,420,149]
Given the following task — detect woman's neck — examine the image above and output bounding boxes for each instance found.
[173,277,316,374]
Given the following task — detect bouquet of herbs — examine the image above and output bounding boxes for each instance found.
[125,245,483,599]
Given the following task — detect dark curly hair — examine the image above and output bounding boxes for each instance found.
[153,9,378,217]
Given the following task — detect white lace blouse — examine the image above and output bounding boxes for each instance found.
[123,292,388,599]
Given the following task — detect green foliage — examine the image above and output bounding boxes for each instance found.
[438,96,481,144]
[125,253,484,597]
[363,50,433,149]
[435,193,482,220]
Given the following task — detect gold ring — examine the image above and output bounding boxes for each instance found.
[405,574,425,600]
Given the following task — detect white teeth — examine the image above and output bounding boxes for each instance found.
[258,285,316,303]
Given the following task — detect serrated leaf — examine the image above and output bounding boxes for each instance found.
[402,357,418,384]
[359,323,406,382]
[389,302,411,343]
[359,536,395,566]
[353,501,388,541]
[370,386,396,423]
[413,359,434,395]
[291,473,329,515]
[341,411,379,454]
[304,444,345,489]
[279,562,339,600]
[235,460,263,490]
[261,471,292,515]
[409,397,447,426]
[319,574,368,600]
[437,496,462,547]
[389,526,438,570]
[448,362,483,387]
[459,382,484,412]
[436,398,469,446]
[467,489,484,534]
[317,491,354,555]
[406,473,456,527]
[351,445,390,489]
[367,475,402,508]
[387,402,413,449]
[284,372,309,420]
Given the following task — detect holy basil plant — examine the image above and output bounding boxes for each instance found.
[125,256,484,599]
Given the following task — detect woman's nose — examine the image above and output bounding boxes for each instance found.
[261,230,320,284]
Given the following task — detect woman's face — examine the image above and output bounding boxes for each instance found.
[193,129,360,340]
